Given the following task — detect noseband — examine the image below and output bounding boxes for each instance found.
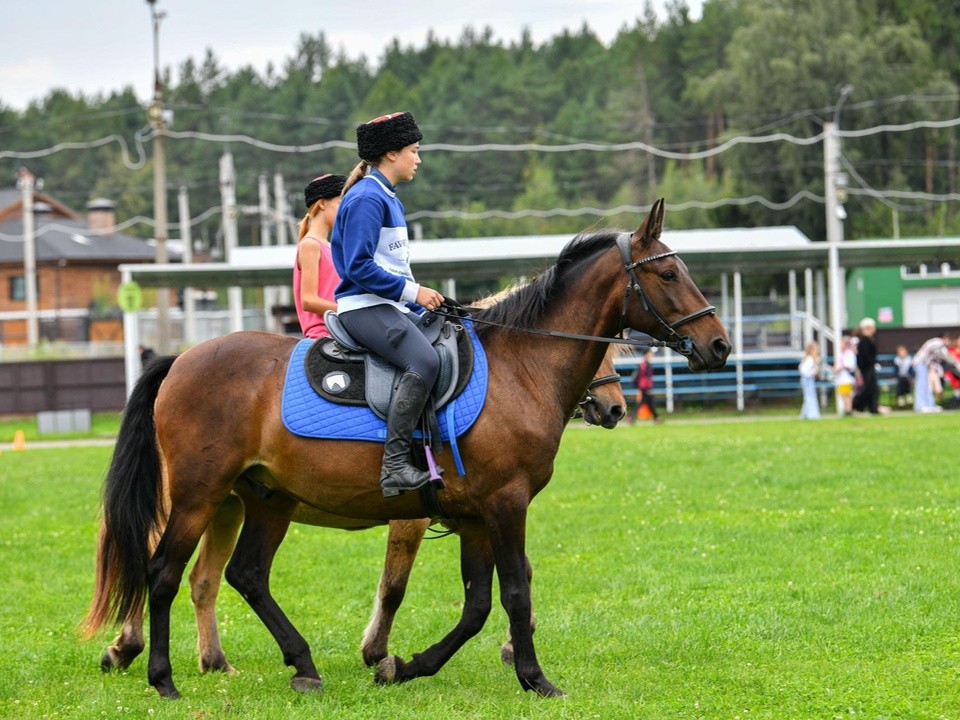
[574,372,623,418]
[616,233,716,357]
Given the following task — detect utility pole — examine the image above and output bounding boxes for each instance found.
[177,184,197,344]
[146,0,171,353]
[273,172,288,246]
[259,173,276,330]
[273,172,291,305]
[219,151,243,332]
[824,84,852,413]
[17,167,39,347]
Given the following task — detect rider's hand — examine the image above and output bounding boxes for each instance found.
[416,286,444,312]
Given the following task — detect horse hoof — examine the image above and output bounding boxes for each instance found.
[100,650,119,673]
[156,686,182,700]
[200,656,237,675]
[290,676,323,694]
[533,681,565,698]
[361,646,386,667]
[500,644,515,666]
[374,655,398,685]
[521,676,565,698]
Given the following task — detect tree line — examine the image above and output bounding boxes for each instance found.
[1,0,958,260]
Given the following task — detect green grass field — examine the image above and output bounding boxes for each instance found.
[1,413,958,719]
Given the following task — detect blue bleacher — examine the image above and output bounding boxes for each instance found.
[615,352,900,406]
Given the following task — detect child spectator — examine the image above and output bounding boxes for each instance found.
[833,335,857,415]
[798,341,821,419]
[893,344,914,408]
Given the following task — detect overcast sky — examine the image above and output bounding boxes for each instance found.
[1,0,703,111]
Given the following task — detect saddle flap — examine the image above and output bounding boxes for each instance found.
[324,310,364,352]
[303,318,474,419]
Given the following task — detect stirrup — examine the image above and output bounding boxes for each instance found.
[380,462,433,498]
[381,474,433,498]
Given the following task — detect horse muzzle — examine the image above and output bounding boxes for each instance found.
[688,335,732,371]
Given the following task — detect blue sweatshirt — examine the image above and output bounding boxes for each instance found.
[330,169,420,313]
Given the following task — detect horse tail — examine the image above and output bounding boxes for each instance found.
[82,355,176,638]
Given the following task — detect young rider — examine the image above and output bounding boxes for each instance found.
[293,173,346,338]
[330,112,445,497]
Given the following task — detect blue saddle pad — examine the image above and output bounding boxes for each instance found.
[281,319,487,442]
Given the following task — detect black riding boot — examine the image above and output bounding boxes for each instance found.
[380,371,432,498]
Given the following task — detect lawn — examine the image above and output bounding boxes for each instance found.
[0,413,957,719]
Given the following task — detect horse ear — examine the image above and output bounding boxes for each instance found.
[632,198,665,250]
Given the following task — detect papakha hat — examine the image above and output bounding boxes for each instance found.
[356,111,423,161]
[304,174,347,209]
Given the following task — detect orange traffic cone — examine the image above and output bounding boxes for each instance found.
[12,429,26,451]
[637,404,653,421]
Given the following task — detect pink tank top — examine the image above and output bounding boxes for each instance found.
[293,237,341,338]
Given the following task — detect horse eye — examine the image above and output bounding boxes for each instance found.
[661,270,677,281]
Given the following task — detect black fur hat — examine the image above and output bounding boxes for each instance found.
[356,112,423,161]
[303,174,347,209]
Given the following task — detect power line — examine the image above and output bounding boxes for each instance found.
[4,181,954,240]
[0,129,150,170]
[0,205,223,242]
[5,113,960,166]
[2,113,958,231]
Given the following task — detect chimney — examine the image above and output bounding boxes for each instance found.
[86,198,116,233]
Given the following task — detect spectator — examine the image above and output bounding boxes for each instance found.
[852,318,881,415]
[832,335,857,415]
[913,331,960,412]
[798,341,821,420]
[893,344,914,408]
[946,336,960,394]
[630,348,661,424]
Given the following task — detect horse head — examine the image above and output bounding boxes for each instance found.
[622,199,731,372]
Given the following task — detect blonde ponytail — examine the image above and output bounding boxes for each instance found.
[341,160,370,196]
[297,210,313,241]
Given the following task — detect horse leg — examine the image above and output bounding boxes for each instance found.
[100,598,145,671]
[488,502,562,697]
[360,518,431,666]
[190,493,244,674]
[101,497,247,676]
[224,494,322,694]
[374,519,494,685]
[500,553,535,666]
[147,505,222,699]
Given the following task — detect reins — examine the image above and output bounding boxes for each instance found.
[432,303,685,353]
[431,233,716,357]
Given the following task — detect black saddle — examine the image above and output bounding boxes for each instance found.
[303,310,474,420]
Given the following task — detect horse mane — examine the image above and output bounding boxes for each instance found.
[473,230,620,339]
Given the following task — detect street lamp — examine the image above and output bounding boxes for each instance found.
[146,0,171,353]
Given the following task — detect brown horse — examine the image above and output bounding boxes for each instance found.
[85,200,729,699]
[96,345,627,675]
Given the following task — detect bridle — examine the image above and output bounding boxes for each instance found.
[575,372,623,418]
[615,233,716,357]
[433,233,717,357]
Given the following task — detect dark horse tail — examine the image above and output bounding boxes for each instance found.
[82,355,176,638]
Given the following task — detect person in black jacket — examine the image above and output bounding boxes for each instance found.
[851,318,880,414]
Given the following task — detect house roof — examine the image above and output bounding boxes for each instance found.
[0,189,171,265]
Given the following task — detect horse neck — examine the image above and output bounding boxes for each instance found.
[485,252,624,414]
